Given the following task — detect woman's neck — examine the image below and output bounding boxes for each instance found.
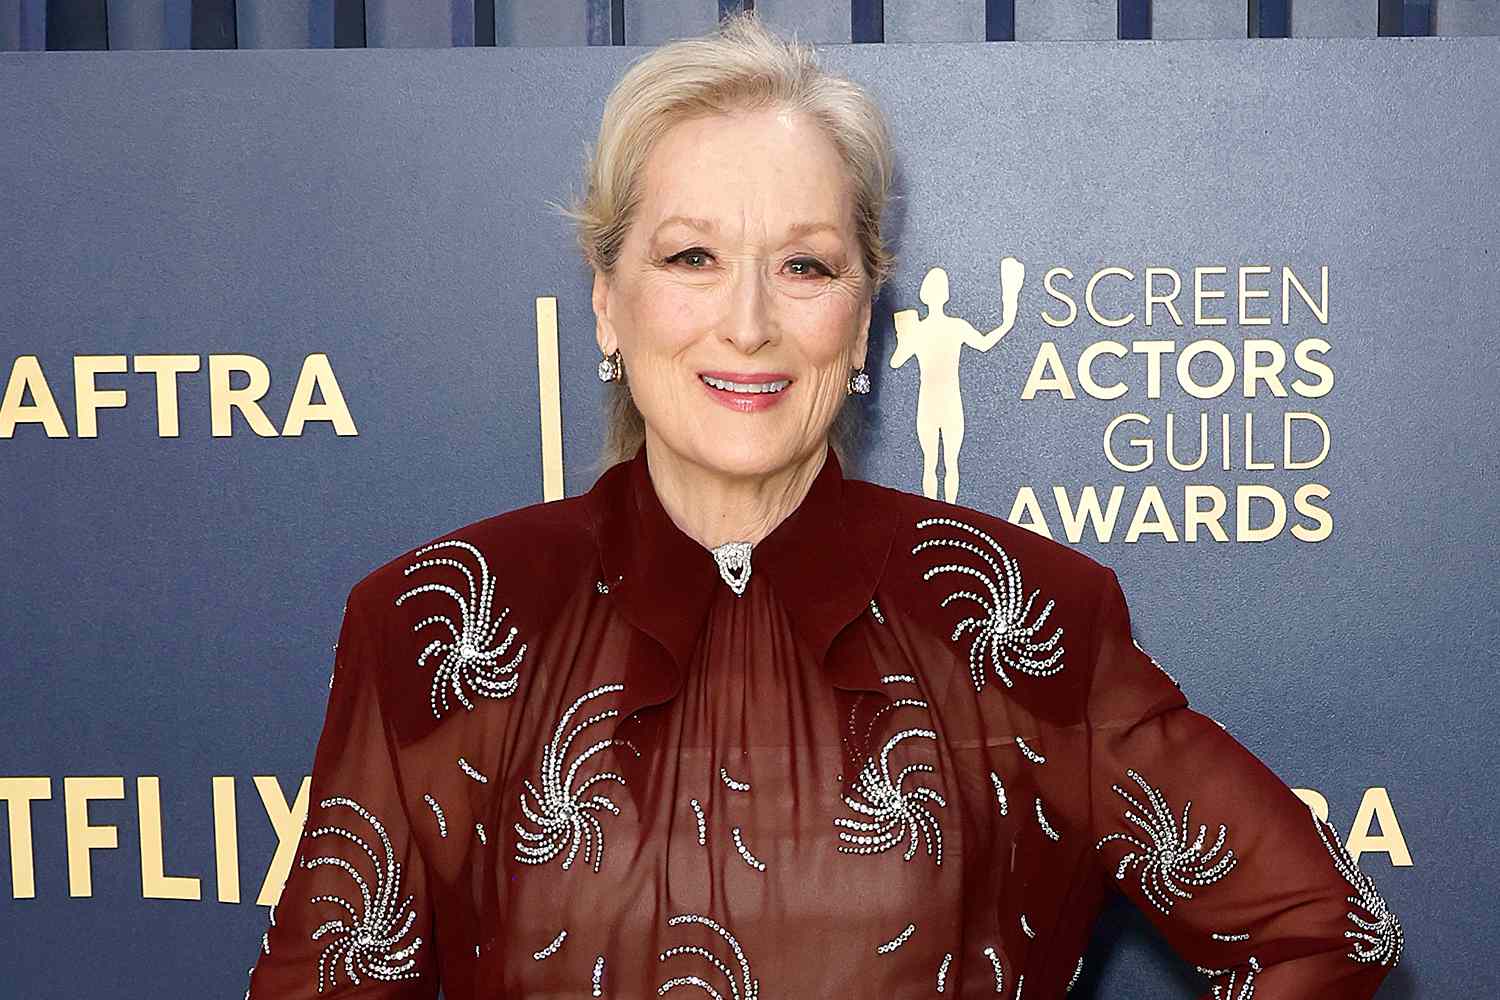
[642,434,828,551]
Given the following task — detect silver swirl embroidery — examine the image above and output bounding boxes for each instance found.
[731,826,766,872]
[657,912,759,1000]
[1211,931,1251,942]
[457,756,488,784]
[936,952,952,992]
[395,538,526,719]
[913,516,1065,691]
[982,945,1004,993]
[989,771,1009,816]
[1310,810,1404,967]
[869,598,887,624]
[880,672,917,684]
[514,682,628,872]
[1020,913,1036,939]
[532,928,566,960]
[1034,797,1060,841]
[719,766,751,792]
[422,794,447,838]
[835,727,946,865]
[1015,736,1046,764]
[592,954,605,996]
[877,923,915,954]
[1094,768,1238,915]
[1067,955,1084,992]
[475,822,487,845]
[690,798,707,846]
[1204,956,1260,1000]
[302,796,424,994]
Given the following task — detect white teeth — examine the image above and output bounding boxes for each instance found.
[701,375,790,394]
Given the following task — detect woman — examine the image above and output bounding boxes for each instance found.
[246,14,1401,998]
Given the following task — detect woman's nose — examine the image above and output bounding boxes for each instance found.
[721,261,777,352]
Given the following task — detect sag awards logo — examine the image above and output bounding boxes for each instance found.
[887,259,1334,545]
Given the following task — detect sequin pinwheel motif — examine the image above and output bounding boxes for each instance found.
[912,516,1064,691]
[657,912,759,1000]
[835,723,947,866]
[301,796,424,994]
[513,683,629,873]
[395,538,526,719]
[1095,768,1238,915]
[1310,809,1404,967]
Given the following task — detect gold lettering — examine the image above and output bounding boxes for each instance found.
[213,776,241,904]
[1143,268,1184,326]
[1183,485,1231,542]
[64,776,124,898]
[0,355,69,438]
[1084,267,1135,328]
[1193,266,1229,326]
[209,355,277,437]
[1238,265,1274,326]
[281,353,357,437]
[132,355,201,437]
[1283,265,1329,324]
[1018,342,1075,399]
[0,777,51,898]
[137,777,201,900]
[1346,786,1413,867]
[1039,267,1078,328]
[254,776,310,906]
[1123,485,1178,542]
[73,355,129,438]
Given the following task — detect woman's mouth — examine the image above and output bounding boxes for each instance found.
[698,372,793,412]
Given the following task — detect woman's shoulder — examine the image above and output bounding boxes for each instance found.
[847,478,1117,722]
[846,477,1112,602]
[335,492,603,741]
[350,492,600,619]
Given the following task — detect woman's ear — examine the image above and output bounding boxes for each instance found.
[592,269,616,355]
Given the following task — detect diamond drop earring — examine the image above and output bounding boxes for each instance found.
[597,349,623,383]
[846,366,871,396]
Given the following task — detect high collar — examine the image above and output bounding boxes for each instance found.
[588,441,896,698]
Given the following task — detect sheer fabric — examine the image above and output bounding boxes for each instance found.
[245,442,1401,998]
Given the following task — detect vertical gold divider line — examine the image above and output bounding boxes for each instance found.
[536,296,564,501]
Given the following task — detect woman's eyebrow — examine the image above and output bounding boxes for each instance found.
[650,217,845,241]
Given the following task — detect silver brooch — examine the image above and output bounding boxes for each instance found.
[711,541,753,596]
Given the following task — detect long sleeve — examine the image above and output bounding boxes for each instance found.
[1084,567,1403,999]
[245,581,439,999]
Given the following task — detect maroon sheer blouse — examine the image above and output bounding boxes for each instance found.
[245,443,1401,999]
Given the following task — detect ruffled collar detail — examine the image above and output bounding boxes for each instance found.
[586,441,898,720]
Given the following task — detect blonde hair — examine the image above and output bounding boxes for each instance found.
[557,12,896,479]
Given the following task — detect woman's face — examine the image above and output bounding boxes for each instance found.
[592,106,872,481]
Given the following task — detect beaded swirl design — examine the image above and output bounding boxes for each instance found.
[835,726,947,865]
[1310,810,1404,967]
[301,796,424,994]
[513,683,629,873]
[912,516,1065,691]
[1094,768,1238,915]
[1202,956,1261,1000]
[657,912,759,1000]
[395,539,526,719]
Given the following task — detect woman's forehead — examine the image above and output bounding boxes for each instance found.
[635,112,856,239]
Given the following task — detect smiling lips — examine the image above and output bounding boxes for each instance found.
[698,371,793,412]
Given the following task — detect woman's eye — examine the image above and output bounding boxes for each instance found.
[787,257,832,278]
[667,249,712,268]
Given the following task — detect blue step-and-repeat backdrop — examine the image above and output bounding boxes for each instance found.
[2,34,1496,998]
